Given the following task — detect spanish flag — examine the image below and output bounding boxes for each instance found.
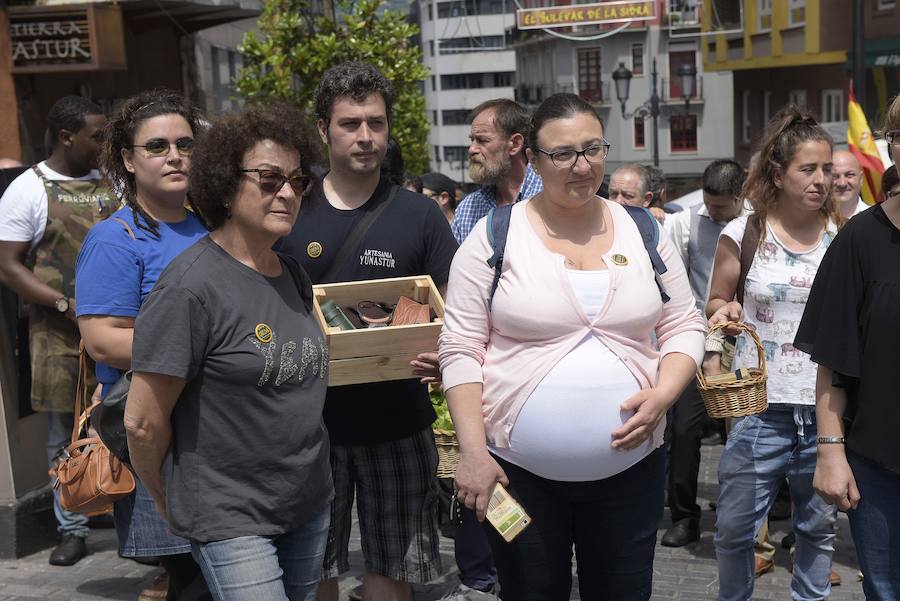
[848,84,885,205]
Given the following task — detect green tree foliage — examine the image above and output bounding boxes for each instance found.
[237,0,431,174]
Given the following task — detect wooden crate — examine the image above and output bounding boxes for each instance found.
[312,276,445,387]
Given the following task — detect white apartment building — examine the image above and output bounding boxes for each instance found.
[416,0,518,181]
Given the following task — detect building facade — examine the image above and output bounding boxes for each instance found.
[702,0,899,164]
[513,6,735,179]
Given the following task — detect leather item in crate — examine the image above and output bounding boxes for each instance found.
[391,296,431,326]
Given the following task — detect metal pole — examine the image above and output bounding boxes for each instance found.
[650,58,660,168]
[852,0,865,112]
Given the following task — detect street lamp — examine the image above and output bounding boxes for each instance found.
[676,62,697,114]
[613,58,661,167]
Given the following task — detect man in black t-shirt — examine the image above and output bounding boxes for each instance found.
[279,62,457,601]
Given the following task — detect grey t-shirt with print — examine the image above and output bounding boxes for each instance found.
[133,235,333,543]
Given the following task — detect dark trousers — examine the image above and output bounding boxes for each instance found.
[486,449,665,601]
[667,383,706,524]
[455,507,497,591]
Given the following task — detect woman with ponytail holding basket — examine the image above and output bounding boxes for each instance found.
[704,106,842,601]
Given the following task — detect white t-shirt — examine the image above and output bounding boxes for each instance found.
[491,269,653,482]
[720,214,836,406]
[0,162,103,250]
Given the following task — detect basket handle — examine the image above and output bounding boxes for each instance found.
[696,321,767,387]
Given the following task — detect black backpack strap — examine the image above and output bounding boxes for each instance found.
[485,204,513,311]
[622,205,670,303]
[320,184,399,283]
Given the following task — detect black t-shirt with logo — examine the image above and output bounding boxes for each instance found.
[132,236,333,542]
[278,176,458,445]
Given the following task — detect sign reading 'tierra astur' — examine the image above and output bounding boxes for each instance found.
[7,4,126,73]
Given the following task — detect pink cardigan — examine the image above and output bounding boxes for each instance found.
[438,199,706,448]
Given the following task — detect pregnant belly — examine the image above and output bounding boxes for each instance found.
[491,337,655,482]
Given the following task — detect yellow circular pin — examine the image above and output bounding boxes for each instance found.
[255,323,273,343]
[612,254,629,266]
[307,242,323,258]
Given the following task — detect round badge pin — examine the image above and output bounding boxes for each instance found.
[255,323,273,344]
[612,254,629,266]
[307,241,323,259]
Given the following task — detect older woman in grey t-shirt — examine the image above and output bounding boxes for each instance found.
[127,104,332,601]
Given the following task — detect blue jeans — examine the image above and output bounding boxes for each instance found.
[715,407,836,601]
[46,411,89,538]
[846,451,900,601]
[191,509,330,601]
[455,507,497,591]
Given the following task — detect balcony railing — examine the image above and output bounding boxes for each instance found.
[515,81,610,106]
[660,75,704,103]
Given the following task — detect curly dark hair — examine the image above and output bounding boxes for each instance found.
[314,62,394,124]
[190,103,320,230]
[101,89,204,237]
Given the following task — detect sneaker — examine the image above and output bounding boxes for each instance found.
[48,534,87,566]
[440,584,498,600]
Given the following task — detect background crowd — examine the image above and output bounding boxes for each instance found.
[0,59,897,601]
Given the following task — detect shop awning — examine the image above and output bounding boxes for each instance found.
[43,0,261,33]
[847,36,900,69]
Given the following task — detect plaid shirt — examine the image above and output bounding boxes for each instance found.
[450,164,543,243]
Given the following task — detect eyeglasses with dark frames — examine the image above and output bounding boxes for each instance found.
[241,168,312,197]
[535,143,610,168]
[886,189,900,200]
[885,130,900,145]
[131,137,194,157]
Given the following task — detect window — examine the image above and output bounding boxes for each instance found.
[428,3,433,20]
[757,0,772,32]
[670,115,698,151]
[667,0,699,26]
[440,72,515,89]
[444,146,468,163]
[431,75,436,91]
[432,110,438,125]
[631,43,644,77]
[434,145,441,162]
[668,50,697,99]
[438,35,505,54]
[763,91,772,126]
[788,0,805,26]
[442,109,471,125]
[210,46,241,112]
[821,89,844,122]
[741,90,751,144]
[634,117,646,149]
[437,0,507,18]
[429,40,434,56]
[577,48,603,102]
[788,89,807,109]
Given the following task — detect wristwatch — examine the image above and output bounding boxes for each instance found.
[55,297,69,313]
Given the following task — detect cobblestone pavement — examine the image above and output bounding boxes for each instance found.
[0,445,865,600]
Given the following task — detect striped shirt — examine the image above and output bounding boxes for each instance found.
[450,164,543,243]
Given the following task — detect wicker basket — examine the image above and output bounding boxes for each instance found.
[433,429,459,479]
[696,321,768,418]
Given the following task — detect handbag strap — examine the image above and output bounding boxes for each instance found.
[736,214,761,306]
[70,343,94,446]
[319,184,399,283]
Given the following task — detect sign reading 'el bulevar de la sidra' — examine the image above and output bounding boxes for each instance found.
[516,0,655,30]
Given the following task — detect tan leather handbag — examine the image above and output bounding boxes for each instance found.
[54,344,135,516]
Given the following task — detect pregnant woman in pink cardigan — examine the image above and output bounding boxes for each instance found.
[438,93,706,601]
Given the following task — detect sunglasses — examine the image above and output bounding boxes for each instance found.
[131,137,194,157]
[241,169,312,196]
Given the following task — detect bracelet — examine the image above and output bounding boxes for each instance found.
[816,436,845,445]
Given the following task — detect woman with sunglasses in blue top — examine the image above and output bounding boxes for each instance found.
[75,89,210,600]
